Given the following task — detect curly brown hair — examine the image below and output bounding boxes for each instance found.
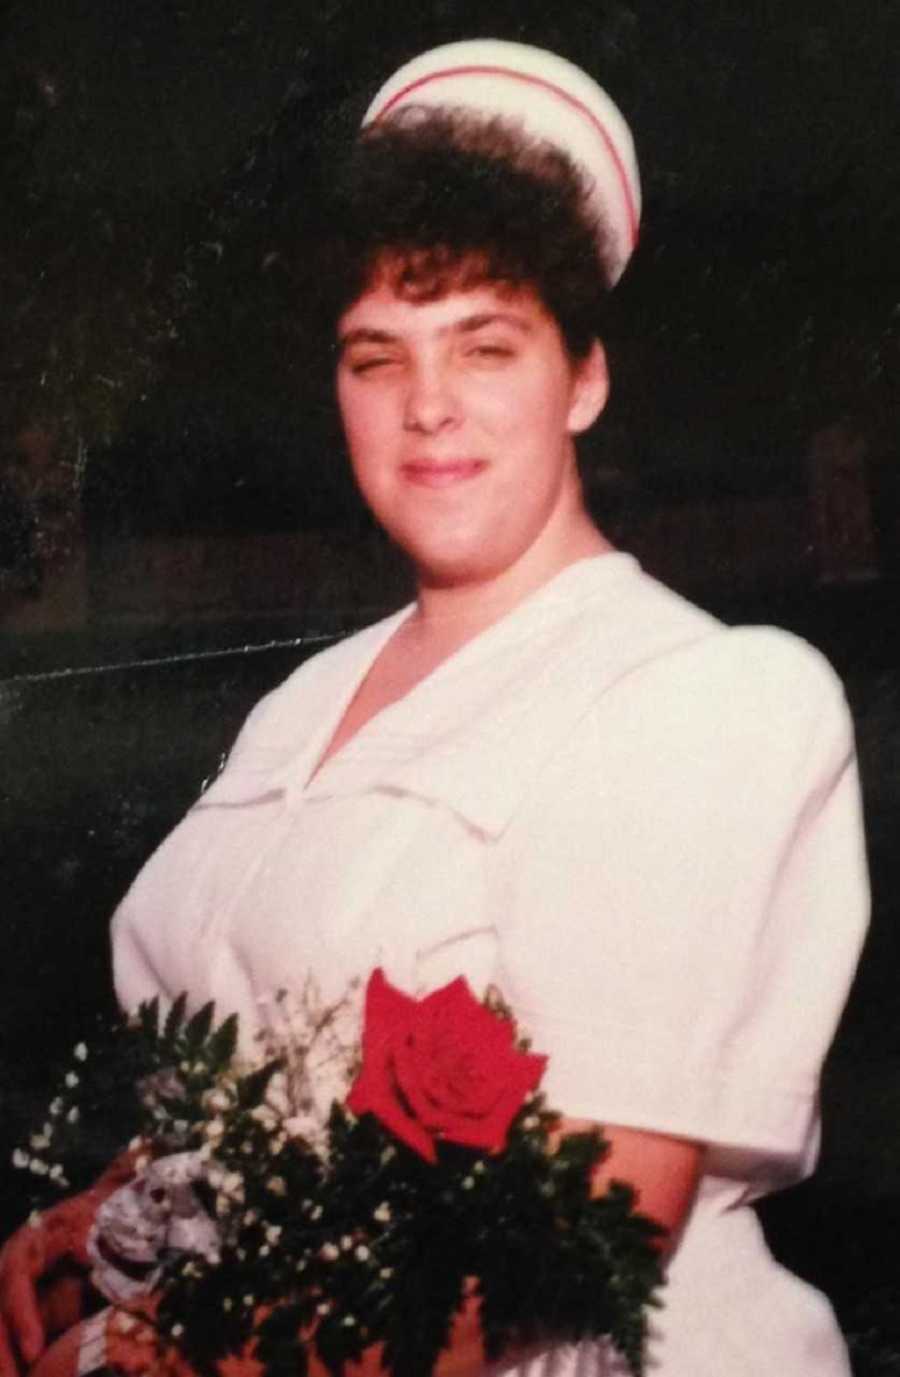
[315,107,615,360]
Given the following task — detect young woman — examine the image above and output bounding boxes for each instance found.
[0,39,868,1377]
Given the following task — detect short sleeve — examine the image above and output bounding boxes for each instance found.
[493,627,869,1182]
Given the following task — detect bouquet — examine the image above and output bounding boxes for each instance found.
[14,971,664,1377]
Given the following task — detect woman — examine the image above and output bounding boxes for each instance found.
[0,39,868,1377]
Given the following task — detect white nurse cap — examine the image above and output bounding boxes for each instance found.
[362,38,641,286]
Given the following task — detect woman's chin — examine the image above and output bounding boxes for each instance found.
[409,545,503,591]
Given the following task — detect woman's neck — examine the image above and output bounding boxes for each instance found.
[410,513,613,656]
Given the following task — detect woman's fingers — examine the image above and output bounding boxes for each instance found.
[0,1226,48,1372]
[27,1317,85,1377]
[0,1299,43,1377]
[0,1314,23,1377]
[3,1271,44,1365]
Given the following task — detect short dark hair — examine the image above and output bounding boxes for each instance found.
[314,108,614,360]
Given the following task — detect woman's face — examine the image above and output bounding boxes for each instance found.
[335,277,607,588]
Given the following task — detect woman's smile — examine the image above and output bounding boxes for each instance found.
[399,458,489,488]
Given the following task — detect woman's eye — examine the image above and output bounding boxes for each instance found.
[349,356,397,375]
[467,343,515,362]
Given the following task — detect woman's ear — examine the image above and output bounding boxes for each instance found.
[567,340,609,435]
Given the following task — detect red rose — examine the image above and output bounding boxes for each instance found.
[346,969,546,1163]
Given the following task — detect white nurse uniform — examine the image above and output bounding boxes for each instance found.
[112,552,869,1376]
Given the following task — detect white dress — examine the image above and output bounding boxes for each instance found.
[112,552,869,1376]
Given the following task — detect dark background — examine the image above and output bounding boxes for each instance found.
[1,3,899,1371]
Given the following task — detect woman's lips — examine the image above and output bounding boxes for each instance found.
[399,459,487,488]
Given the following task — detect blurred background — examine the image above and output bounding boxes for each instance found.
[1,2,898,1370]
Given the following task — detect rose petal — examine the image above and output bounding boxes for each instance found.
[346,968,546,1162]
[433,1052,547,1152]
[346,970,438,1162]
[402,979,521,1121]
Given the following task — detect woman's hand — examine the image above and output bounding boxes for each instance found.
[0,1151,141,1377]
[0,1215,51,1376]
[0,1193,101,1377]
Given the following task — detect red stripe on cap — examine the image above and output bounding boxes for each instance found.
[373,64,638,248]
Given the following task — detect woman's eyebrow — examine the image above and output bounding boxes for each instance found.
[453,311,533,335]
[338,312,532,352]
[338,327,398,350]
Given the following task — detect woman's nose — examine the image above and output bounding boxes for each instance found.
[403,362,459,434]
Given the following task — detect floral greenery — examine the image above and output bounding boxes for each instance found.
[11,996,242,1204]
[15,993,664,1377]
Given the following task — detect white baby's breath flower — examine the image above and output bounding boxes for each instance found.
[316,1302,331,1317]
[266,1175,287,1197]
[462,1176,475,1190]
[222,1171,244,1199]
[342,1316,357,1328]
[379,1267,394,1280]
[310,1204,323,1221]
[373,1203,391,1223]
[223,1298,234,1312]
[355,1245,371,1263]
[243,1209,259,1226]
[114,1313,137,1333]
[49,1165,64,1182]
[30,1135,50,1151]
[522,1115,540,1131]
[179,1061,191,1075]
[379,1146,396,1164]
[341,1235,353,1251]
[259,1245,270,1258]
[49,1098,64,1117]
[206,1089,230,1113]
[192,1063,205,1076]
[207,1167,225,1189]
[64,1072,79,1089]
[27,1211,42,1229]
[216,1195,230,1217]
[29,1160,48,1176]
[171,1324,185,1338]
[173,1119,189,1135]
[320,1242,340,1262]
[74,1043,88,1061]
[128,1136,144,1151]
[242,1295,255,1309]
[264,1072,291,1117]
[265,1225,282,1245]
[12,1149,29,1169]
[250,1105,279,1132]
[67,1107,80,1125]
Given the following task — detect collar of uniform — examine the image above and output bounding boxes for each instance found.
[299,555,719,837]
[197,604,414,806]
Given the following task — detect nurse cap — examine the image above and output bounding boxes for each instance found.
[362,38,641,286]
